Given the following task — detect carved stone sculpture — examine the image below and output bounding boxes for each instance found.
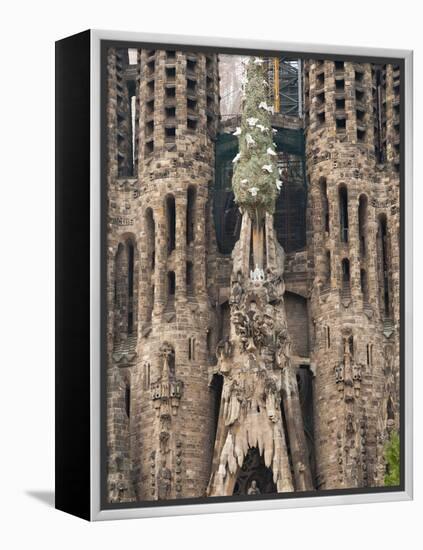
[247,480,261,495]
[157,459,172,500]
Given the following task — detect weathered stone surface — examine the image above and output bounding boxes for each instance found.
[106,51,400,502]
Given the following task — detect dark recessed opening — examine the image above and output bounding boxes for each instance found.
[317,111,325,125]
[166,67,176,79]
[166,195,176,253]
[146,99,154,114]
[356,109,365,121]
[187,78,197,92]
[336,118,346,131]
[125,386,130,418]
[357,128,366,142]
[165,127,176,138]
[187,98,197,111]
[146,120,154,136]
[356,89,364,102]
[165,86,176,98]
[147,60,155,74]
[168,271,176,296]
[336,79,345,91]
[145,140,154,155]
[342,258,350,283]
[186,186,196,243]
[335,61,344,71]
[166,50,176,59]
[147,80,154,95]
[186,261,194,287]
[187,58,196,73]
[339,185,349,243]
[335,98,345,110]
[316,72,325,88]
[316,91,325,105]
[187,118,197,130]
[165,106,176,119]
[355,70,364,83]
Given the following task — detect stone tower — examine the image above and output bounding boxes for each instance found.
[304,59,400,489]
[106,47,220,502]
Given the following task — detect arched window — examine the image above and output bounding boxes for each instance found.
[341,258,350,298]
[348,335,354,357]
[166,195,176,254]
[186,186,196,244]
[207,329,212,352]
[377,214,391,317]
[168,271,175,296]
[145,208,155,270]
[186,261,194,295]
[145,209,155,323]
[125,385,131,418]
[339,185,349,243]
[342,258,350,283]
[320,178,329,233]
[127,241,134,334]
[115,243,125,310]
[210,373,224,450]
[188,336,196,360]
[114,238,137,339]
[358,194,368,257]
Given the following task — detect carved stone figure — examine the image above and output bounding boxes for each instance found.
[335,363,345,385]
[230,271,243,305]
[157,459,172,500]
[247,480,261,495]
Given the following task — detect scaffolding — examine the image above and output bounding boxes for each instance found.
[267,58,303,117]
[214,128,307,255]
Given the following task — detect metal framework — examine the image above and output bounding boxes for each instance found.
[268,57,303,117]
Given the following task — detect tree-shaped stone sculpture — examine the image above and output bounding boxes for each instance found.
[207,57,313,497]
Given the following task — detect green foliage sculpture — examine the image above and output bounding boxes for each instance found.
[231,57,281,224]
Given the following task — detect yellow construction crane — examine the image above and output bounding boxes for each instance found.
[273,57,280,113]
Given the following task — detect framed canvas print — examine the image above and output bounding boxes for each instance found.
[55,29,413,521]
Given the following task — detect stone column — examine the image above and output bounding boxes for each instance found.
[153,204,167,315]
[194,195,207,299]
[366,208,379,315]
[349,191,361,304]
[345,62,357,143]
[385,65,395,166]
[363,64,375,150]
[281,363,314,491]
[175,195,187,303]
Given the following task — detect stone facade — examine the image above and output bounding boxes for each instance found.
[106,50,400,502]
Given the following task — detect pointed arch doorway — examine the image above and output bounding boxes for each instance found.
[233,448,277,496]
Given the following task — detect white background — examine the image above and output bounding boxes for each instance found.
[0,1,420,548]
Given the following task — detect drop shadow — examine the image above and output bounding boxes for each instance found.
[26,490,55,508]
